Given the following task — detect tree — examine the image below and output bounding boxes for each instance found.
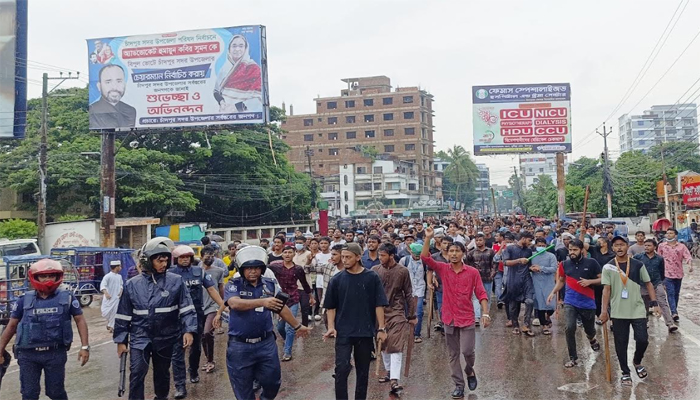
[647,141,700,176]
[523,175,557,217]
[438,146,479,209]
[565,157,605,216]
[610,151,661,216]
[0,219,37,239]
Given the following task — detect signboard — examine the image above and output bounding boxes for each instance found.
[681,175,700,208]
[472,83,571,155]
[87,25,268,131]
[0,0,27,138]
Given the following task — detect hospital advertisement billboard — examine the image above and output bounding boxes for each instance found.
[472,83,571,155]
[87,25,268,131]
[0,0,28,138]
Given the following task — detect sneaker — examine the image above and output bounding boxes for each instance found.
[497,302,504,309]
[669,325,679,333]
[451,387,465,399]
[314,315,322,321]
[673,314,680,322]
[174,389,187,399]
[532,318,541,326]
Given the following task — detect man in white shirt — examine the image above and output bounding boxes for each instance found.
[100,260,123,332]
[311,236,333,321]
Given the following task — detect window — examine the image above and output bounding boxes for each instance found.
[639,140,646,145]
[403,96,414,104]
[383,113,394,121]
[329,148,339,156]
[345,100,355,108]
[384,145,395,152]
[318,133,323,137]
[384,129,394,137]
[319,163,324,168]
[344,191,348,201]
[404,127,415,135]
[344,205,349,215]
[328,132,338,140]
[327,101,337,110]
[408,183,417,191]
[539,168,544,173]
[364,114,374,122]
[343,175,348,185]
[303,119,313,126]
[328,117,338,125]
[355,183,372,191]
[373,166,383,174]
[386,182,400,190]
[303,134,313,142]
[404,112,415,119]
[373,183,381,190]
[405,144,416,151]
[346,131,356,139]
[318,148,323,152]
[364,99,374,106]
[365,130,375,138]
[383,97,393,105]
[346,115,356,123]
[357,167,367,174]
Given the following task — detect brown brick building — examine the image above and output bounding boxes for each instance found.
[280,76,437,195]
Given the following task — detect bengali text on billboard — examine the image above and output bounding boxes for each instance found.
[0,0,27,138]
[681,175,700,208]
[87,25,268,131]
[472,83,571,155]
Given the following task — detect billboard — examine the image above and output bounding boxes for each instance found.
[681,175,700,208]
[87,25,268,131]
[0,0,27,138]
[472,83,571,155]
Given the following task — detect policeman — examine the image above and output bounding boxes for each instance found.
[169,244,225,399]
[224,246,311,400]
[114,237,198,400]
[0,259,90,400]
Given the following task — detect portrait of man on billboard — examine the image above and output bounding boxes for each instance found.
[89,64,136,129]
[213,34,262,113]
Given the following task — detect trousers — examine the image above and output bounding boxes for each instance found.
[129,343,174,400]
[202,311,217,363]
[276,303,300,356]
[173,310,204,388]
[334,336,373,400]
[444,325,476,390]
[611,318,649,375]
[664,278,683,316]
[226,335,281,400]
[641,284,674,326]
[381,352,403,380]
[414,296,424,337]
[509,298,534,329]
[17,348,67,400]
[297,289,311,326]
[563,304,596,361]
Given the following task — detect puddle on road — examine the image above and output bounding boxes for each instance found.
[558,382,598,394]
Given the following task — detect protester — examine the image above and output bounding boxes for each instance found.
[100,260,123,332]
[503,232,536,336]
[628,231,647,257]
[530,237,557,335]
[633,239,677,332]
[312,237,332,321]
[293,236,313,327]
[658,228,693,322]
[400,243,426,342]
[466,233,495,324]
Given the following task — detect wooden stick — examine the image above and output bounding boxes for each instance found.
[579,185,590,242]
[375,337,383,376]
[426,287,434,339]
[603,321,612,383]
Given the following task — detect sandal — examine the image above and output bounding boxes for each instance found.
[621,374,632,386]
[390,382,403,393]
[564,359,579,368]
[634,364,648,379]
[506,321,513,328]
[414,337,423,343]
[512,328,521,335]
[378,375,391,383]
[281,354,292,362]
[204,362,216,373]
[542,328,552,335]
[522,328,535,337]
[589,339,601,352]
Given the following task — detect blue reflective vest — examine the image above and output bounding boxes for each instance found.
[15,289,73,349]
[168,265,212,310]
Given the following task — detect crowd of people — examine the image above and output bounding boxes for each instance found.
[0,212,695,400]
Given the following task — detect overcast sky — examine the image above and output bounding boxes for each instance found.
[23,0,700,184]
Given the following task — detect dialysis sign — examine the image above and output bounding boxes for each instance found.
[87,25,268,131]
[472,83,571,155]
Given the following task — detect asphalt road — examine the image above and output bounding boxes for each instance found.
[2,295,700,400]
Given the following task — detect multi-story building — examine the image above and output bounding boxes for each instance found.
[475,164,490,213]
[519,153,568,189]
[433,158,450,201]
[618,104,698,154]
[280,76,437,196]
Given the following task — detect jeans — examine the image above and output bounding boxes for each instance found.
[494,272,504,303]
[334,336,373,400]
[611,318,649,375]
[226,335,281,400]
[563,304,597,361]
[17,349,67,400]
[664,278,683,315]
[473,281,492,320]
[173,310,204,388]
[435,290,443,323]
[129,343,174,400]
[276,302,300,356]
[414,296,425,337]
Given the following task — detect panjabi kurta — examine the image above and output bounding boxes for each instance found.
[372,263,415,353]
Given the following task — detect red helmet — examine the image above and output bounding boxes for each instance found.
[28,259,64,294]
[172,245,195,259]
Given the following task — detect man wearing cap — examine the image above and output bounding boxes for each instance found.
[600,235,660,386]
[100,260,123,332]
[399,243,426,342]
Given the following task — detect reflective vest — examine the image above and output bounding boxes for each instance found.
[15,289,73,349]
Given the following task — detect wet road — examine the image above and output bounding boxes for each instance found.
[2,297,700,400]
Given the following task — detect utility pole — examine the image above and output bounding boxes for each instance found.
[598,122,613,219]
[100,132,116,247]
[661,142,672,221]
[37,72,80,250]
[305,145,317,208]
[512,165,525,215]
[556,152,566,220]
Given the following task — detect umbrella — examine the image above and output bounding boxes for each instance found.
[207,234,225,242]
[652,218,672,232]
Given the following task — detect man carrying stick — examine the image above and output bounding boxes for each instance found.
[421,227,490,399]
[372,243,416,395]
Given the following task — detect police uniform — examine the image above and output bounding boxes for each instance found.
[225,275,281,400]
[10,289,82,400]
[113,271,197,400]
[169,264,216,389]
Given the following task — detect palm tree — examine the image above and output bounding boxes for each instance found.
[441,145,480,209]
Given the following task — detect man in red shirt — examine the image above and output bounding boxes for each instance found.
[421,227,490,399]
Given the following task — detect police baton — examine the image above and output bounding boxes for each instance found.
[118,352,127,397]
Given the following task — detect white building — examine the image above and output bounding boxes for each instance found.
[618,104,698,154]
[519,153,568,189]
[475,164,490,213]
[433,158,450,201]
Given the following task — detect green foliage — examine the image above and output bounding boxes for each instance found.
[439,146,479,209]
[523,175,557,217]
[647,141,700,177]
[56,214,89,222]
[0,219,38,239]
[610,151,661,216]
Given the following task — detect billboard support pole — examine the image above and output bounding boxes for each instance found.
[556,152,566,219]
[101,131,116,247]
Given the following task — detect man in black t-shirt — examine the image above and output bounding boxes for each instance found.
[324,243,389,400]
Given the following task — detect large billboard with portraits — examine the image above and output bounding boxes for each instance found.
[0,0,27,138]
[87,25,268,131]
[472,83,572,155]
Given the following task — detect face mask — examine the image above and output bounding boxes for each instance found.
[295,244,305,251]
[203,258,214,266]
[536,246,545,252]
[667,237,677,242]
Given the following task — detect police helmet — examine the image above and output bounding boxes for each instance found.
[172,245,196,266]
[28,258,64,294]
[235,245,268,275]
[139,236,175,273]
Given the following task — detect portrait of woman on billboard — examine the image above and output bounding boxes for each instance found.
[213,34,262,113]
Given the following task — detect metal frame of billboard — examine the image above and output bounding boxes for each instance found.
[0,0,27,138]
[87,25,269,132]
